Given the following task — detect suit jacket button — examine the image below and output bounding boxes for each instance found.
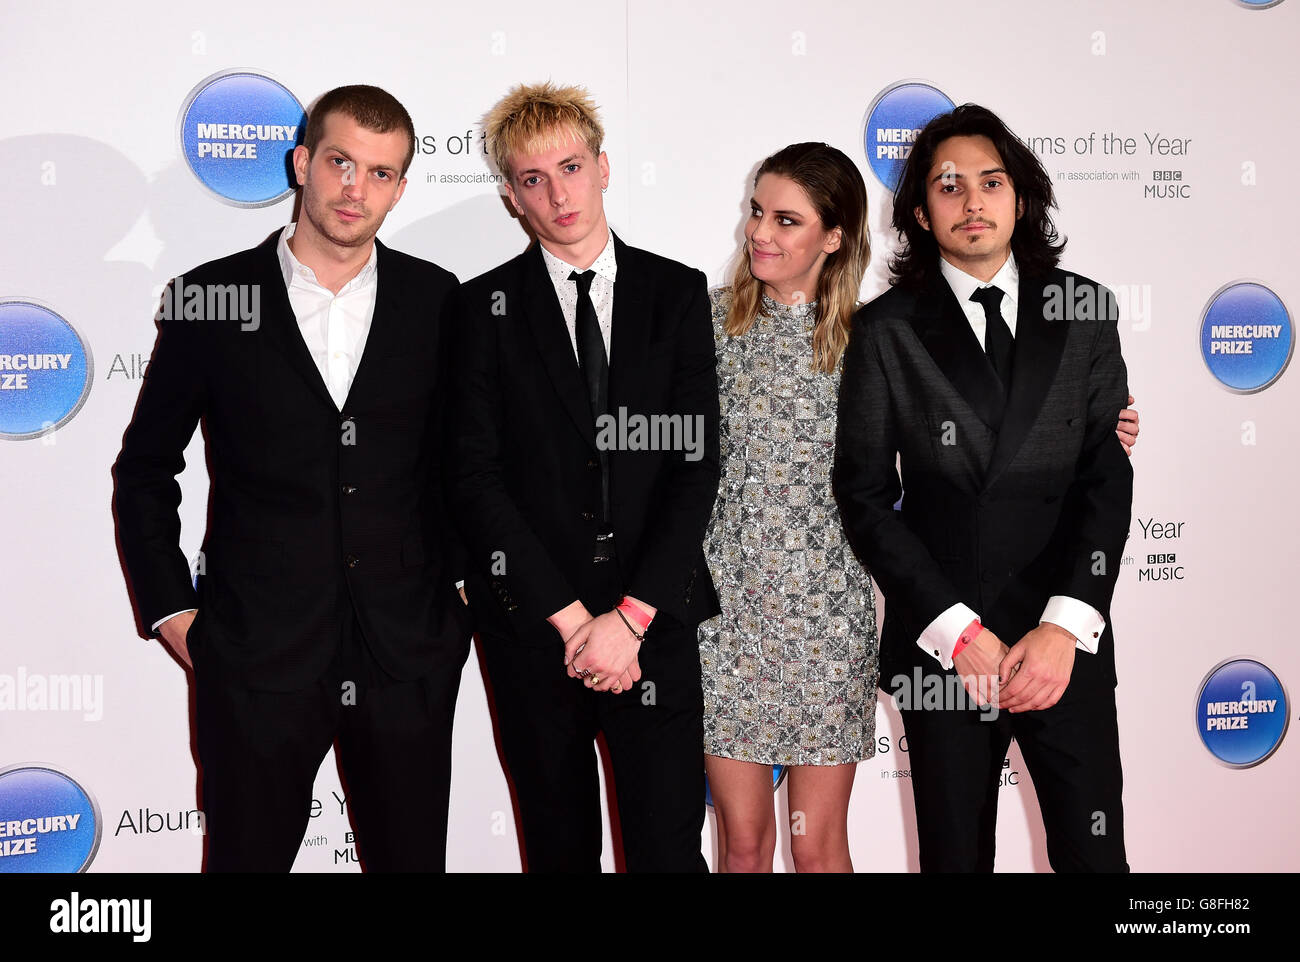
[580,511,594,521]
[342,484,358,495]
[346,554,360,568]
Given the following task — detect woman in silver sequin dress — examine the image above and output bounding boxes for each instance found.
[698,143,876,872]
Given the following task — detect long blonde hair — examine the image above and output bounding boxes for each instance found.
[725,143,870,373]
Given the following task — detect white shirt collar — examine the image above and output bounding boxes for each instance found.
[276,222,379,291]
[939,252,1019,307]
[539,229,618,287]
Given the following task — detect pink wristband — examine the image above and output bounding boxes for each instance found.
[952,618,982,660]
[617,598,653,630]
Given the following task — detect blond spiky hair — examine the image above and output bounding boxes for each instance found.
[485,81,604,180]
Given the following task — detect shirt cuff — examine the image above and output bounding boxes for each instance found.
[152,609,197,634]
[918,602,979,670]
[1041,596,1105,653]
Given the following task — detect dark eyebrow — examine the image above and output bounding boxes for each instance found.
[517,154,582,177]
[323,144,397,174]
[930,166,1007,184]
[748,196,804,217]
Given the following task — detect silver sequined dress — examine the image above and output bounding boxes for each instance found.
[698,287,879,766]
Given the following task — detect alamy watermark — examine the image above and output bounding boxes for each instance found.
[595,407,705,462]
[155,277,260,331]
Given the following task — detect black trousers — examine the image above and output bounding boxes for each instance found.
[194,608,468,872]
[479,620,708,873]
[899,684,1128,872]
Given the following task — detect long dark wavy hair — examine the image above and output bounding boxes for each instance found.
[889,103,1064,288]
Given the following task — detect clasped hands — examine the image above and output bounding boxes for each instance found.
[951,622,1078,713]
[550,599,649,695]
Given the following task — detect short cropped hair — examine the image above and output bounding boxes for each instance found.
[302,84,416,177]
[484,81,604,181]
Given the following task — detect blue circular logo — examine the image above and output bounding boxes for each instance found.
[1199,282,1293,393]
[1236,1,1285,9]
[705,765,787,807]
[862,81,956,192]
[1196,659,1289,768]
[0,766,102,872]
[0,300,93,441]
[178,70,306,207]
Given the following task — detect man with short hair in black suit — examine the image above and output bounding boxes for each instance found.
[453,82,720,872]
[833,103,1134,872]
[113,85,470,872]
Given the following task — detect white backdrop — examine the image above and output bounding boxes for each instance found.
[1,0,1296,872]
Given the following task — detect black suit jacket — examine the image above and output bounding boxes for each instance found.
[113,234,470,690]
[452,234,721,645]
[833,266,1132,698]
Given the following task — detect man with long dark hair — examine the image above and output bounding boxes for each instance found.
[833,104,1133,871]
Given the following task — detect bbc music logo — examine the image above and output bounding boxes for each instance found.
[0,300,93,441]
[1199,281,1293,393]
[861,80,955,192]
[0,765,102,872]
[178,69,306,208]
[1195,659,1289,768]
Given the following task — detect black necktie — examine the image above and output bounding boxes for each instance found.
[569,270,608,419]
[570,270,611,533]
[970,285,1013,387]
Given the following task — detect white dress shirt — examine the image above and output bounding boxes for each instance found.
[539,230,617,360]
[277,222,379,409]
[916,254,1107,669]
[153,224,381,633]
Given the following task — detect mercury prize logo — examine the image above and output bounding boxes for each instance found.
[0,300,92,441]
[178,70,306,207]
[862,81,955,192]
[0,765,102,871]
[1199,281,1293,393]
[1196,659,1289,768]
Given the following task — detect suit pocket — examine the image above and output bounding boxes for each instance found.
[185,605,205,659]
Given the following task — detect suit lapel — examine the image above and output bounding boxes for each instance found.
[983,271,1070,488]
[608,233,652,417]
[253,233,335,409]
[522,243,598,451]
[340,239,400,410]
[910,269,1005,432]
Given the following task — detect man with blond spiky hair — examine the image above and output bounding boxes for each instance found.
[452,82,720,872]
